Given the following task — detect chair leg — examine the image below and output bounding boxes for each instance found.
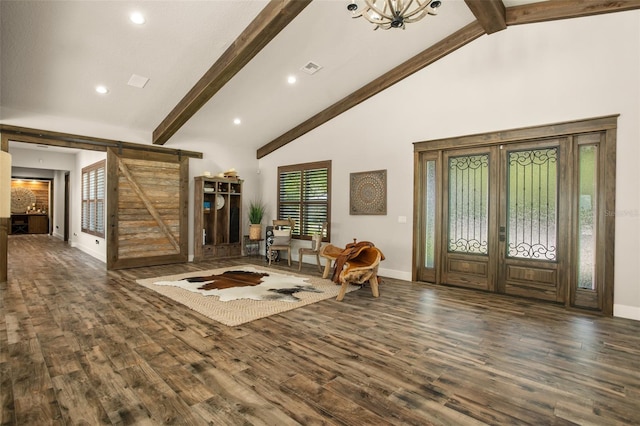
[287,248,291,266]
[322,259,332,279]
[315,253,322,273]
[336,282,349,301]
[370,275,380,298]
[268,248,272,266]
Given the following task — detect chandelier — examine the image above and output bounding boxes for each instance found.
[347,0,442,30]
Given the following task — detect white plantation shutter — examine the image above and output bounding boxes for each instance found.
[81,160,105,237]
[96,167,105,234]
[278,161,330,239]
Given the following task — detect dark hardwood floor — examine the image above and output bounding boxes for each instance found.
[2,235,640,425]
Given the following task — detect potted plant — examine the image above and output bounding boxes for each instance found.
[248,199,265,240]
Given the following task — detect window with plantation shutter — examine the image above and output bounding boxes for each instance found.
[278,160,331,241]
[81,160,105,238]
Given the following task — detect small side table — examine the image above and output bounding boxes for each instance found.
[244,235,263,257]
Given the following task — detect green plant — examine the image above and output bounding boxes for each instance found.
[248,200,266,224]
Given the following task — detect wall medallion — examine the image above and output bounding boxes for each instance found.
[350,169,387,215]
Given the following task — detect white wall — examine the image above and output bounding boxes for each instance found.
[258,11,640,320]
[51,170,67,240]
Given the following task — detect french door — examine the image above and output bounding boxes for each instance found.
[414,116,617,314]
[441,141,568,302]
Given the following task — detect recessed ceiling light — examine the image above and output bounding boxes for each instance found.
[95,85,109,94]
[233,118,241,125]
[287,75,297,84]
[130,12,145,25]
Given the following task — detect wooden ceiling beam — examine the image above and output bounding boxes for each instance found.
[506,0,640,25]
[464,0,506,34]
[256,21,485,159]
[0,125,203,159]
[152,0,312,146]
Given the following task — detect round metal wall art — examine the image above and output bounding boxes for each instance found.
[350,169,387,215]
[11,187,36,213]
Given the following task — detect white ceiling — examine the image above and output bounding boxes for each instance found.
[1,0,540,154]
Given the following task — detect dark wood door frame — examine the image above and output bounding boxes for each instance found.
[413,115,617,315]
[64,172,70,242]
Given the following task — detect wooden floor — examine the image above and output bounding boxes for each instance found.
[2,235,640,425]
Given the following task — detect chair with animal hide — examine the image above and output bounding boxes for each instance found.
[268,218,295,267]
[326,240,385,301]
[298,221,328,272]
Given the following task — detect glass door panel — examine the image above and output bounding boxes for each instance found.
[572,132,603,311]
[506,148,558,261]
[424,159,437,269]
[577,144,598,290]
[448,154,489,255]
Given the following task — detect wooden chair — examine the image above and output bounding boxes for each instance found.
[268,218,295,266]
[298,222,328,272]
[336,246,384,302]
[320,243,343,279]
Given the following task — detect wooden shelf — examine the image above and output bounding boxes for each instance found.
[193,176,243,261]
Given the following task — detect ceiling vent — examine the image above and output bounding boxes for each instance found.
[127,74,149,89]
[300,61,322,75]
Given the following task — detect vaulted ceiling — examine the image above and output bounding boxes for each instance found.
[2,0,639,158]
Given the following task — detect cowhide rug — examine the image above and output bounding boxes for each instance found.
[136,266,360,326]
[152,268,322,302]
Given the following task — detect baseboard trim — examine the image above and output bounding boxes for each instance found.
[378,267,411,282]
[614,304,640,321]
[73,242,106,263]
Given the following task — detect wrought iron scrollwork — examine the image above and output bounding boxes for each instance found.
[449,155,489,171]
[449,238,488,255]
[508,242,556,260]
[509,148,557,167]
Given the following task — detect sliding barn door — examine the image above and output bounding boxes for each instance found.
[107,148,188,269]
